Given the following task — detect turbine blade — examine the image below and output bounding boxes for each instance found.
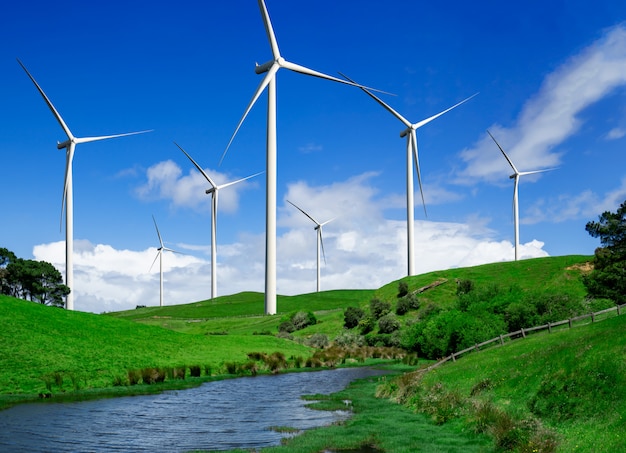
[60,145,74,232]
[282,62,392,95]
[412,131,427,217]
[519,168,557,177]
[149,250,161,272]
[320,217,336,227]
[17,58,74,141]
[152,215,164,248]
[412,93,478,130]
[319,228,327,266]
[258,0,280,59]
[74,130,152,145]
[339,71,411,128]
[175,142,218,189]
[287,199,319,225]
[220,64,279,165]
[487,130,519,174]
[217,171,264,190]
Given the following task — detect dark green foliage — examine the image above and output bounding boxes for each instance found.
[396,292,419,315]
[364,332,401,348]
[343,306,365,328]
[3,257,70,307]
[378,313,400,334]
[278,310,317,333]
[369,298,391,319]
[584,200,626,303]
[358,315,375,335]
[127,369,141,385]
[456,279,474,296]
[397,281,409,298]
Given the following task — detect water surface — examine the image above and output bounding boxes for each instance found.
[0,367,388,452]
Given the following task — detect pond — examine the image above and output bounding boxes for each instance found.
[0,367,389,452]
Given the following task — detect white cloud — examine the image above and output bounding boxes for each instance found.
[135,159,261,214]
[458,24,626,184]
[605,127,626,140]
[524,178,626,224]
[33,173,550,313]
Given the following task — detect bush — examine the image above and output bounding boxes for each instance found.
[397,281,409,298]
[189,365,201,377]
[378,313,400,334]
[370,298,391,319]
[279,311,317,333]
[456,279,474,295]
[305,333,329,349]
[358,315,375,335]
[344,306,365,329]
[396,293,419,315]
[333,331,365,348]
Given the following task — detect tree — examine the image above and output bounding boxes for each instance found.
[2,253,69,307]
[0,247,17,295]
[344,306,365,329]
[584,200,626,304]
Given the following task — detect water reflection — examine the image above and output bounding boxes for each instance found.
[0,367,388,452]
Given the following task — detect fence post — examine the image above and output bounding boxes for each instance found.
[568,318,572,329]
[521,328,526,338]
[618,305,622,316]
[548,322,552,333]
[452,353,456,362]
[592,312,595,322]
[499,335,504,345]
[474,344,479,352]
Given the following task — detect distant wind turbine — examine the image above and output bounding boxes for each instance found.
[175,142,262,299]
[150,216,182,307]
[220,0,382,315]
[340,72,477,276]
[18,59,151,311]
[287,200,335,293]
[487,130,556,261]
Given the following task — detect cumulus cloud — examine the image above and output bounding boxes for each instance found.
[524,178,626,224]
[135,159,261,214]
[34,172,550,313]
[457,24,626,184]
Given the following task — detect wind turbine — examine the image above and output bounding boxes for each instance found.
[340,72,477,276]
[18,59,151,311]
[487,130,555,261]
[175,142,262,299]
[150,215,182,307]
[221,0,381,315]
[287,200,335,293]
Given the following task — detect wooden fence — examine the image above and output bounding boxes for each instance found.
[417,302,626,373]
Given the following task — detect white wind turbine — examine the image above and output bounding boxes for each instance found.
[287,200,335,293]
[487,130,555,261]
[175,142,262,300]
[221,0,382,315]
[150,215,182,307]
[340,72,477,276]
[18,59,151,311]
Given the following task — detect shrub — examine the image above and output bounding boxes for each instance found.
[225,362,238,374]
[358,315,375,335]
[333,331,365,348]
[189,365,201,377]
[344,306,365,329]
[370,298,391,319]
[397,281,409,298]
[278,319,295,333]
[456,279,474,295]
[378,313,400,334]
[279,311,317,333]
[128,369,141,385]
[306,333,329,349]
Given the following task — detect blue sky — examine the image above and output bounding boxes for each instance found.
[2,0,626,313]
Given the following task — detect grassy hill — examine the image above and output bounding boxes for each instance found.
[4,254,626,450]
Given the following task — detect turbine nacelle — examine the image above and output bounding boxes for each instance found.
[255,60,275,74]
[57,139,71,150]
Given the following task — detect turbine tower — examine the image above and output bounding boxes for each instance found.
[340,72,477,276]
[287,200,334,293]
[18,59,151,311]
[221,0,377,315]
[150,216,181,307]
[487,130,555,261]
[175,142,262,299]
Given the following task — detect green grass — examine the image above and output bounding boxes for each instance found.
[379,313,626,451]
[0,294,312,404]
